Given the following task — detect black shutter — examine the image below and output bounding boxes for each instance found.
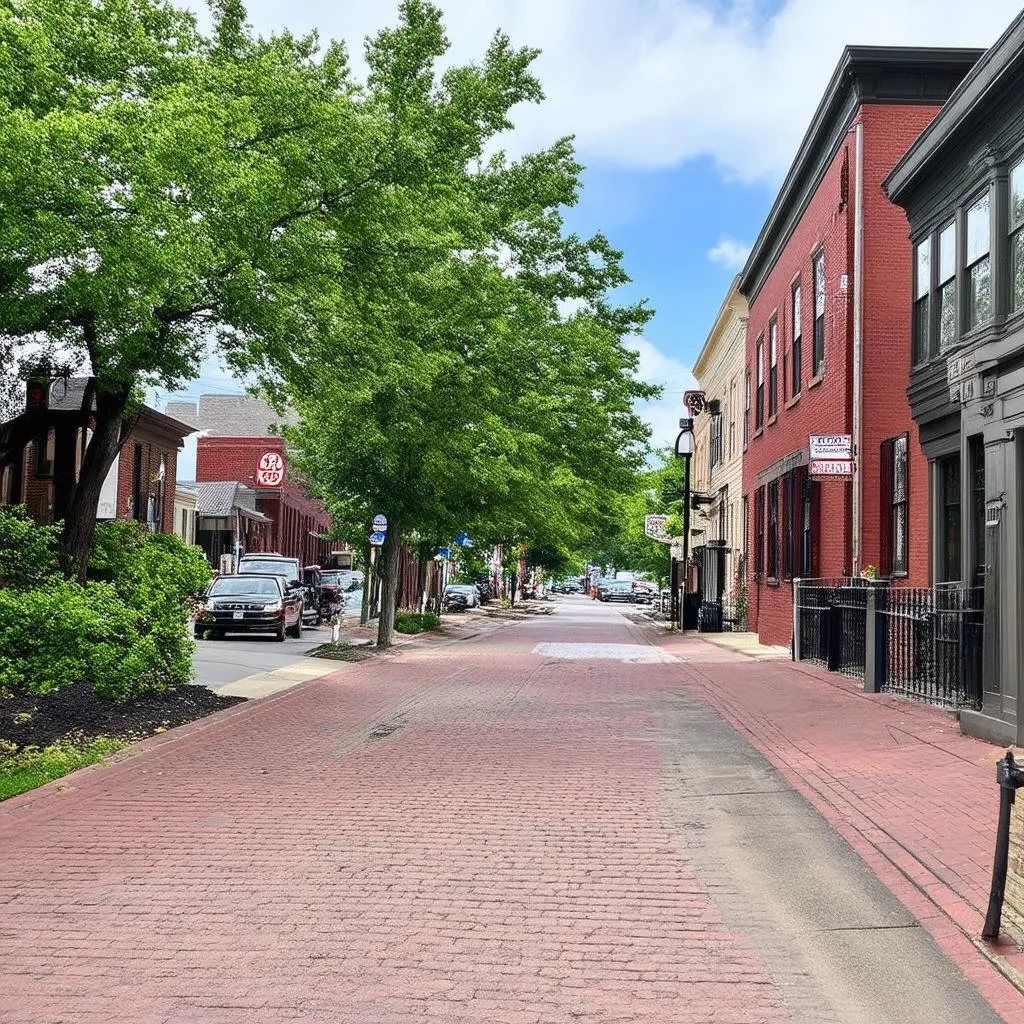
[879,439,894,577]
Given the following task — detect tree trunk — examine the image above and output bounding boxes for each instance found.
[60,384,131,582]
[376,529,399,649]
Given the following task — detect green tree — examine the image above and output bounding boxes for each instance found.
[285,2,656,646]
[0,0,392,578]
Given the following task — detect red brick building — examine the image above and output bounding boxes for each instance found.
[738,47,982,646]
[195,434,331,566]
[167,396,332,567]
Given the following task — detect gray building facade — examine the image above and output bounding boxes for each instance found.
[886,11,1024,745]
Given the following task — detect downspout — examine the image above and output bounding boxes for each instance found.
[852,121,865,576]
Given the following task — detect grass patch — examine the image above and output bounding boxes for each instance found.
[0,737,127,801]
[394,612,440,635]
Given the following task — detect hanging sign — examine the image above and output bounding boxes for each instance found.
[644,514,672,543]
[808,434,852,460]
[372,514,388,533]
[809,459,854,477]
[255,450,285,486]
[369,531,387,546]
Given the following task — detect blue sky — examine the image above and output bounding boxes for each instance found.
[166,0,1023,458]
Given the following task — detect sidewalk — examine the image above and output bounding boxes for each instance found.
[654,629,1024,1016]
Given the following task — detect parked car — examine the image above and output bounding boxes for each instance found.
[195,574,303,641]
[237,553,302,589]
[599,581,634,603]
[320,569,364,619]
[443,584,480,612]
[632,581,657,604]
[300,565,324,625]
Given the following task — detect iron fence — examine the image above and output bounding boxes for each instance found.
[795,579,872,681]
[879,585,984,709]
[720,595,748,632]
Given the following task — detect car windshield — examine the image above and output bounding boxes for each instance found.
[210,577,280,597]
[239,559,297,578]
[446,586,474,595]
[321,572,342,585]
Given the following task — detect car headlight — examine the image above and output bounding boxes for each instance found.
[263,602,283,612]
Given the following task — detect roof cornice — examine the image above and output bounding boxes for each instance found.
[885,13,1024,203]
[738,46,984,304]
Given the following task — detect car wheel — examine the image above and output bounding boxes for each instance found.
[275,623,287,642]
[289,618,303,639]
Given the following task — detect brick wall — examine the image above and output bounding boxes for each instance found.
[744,103,940,646]
[859,104,934,587]
[196,435,331,565]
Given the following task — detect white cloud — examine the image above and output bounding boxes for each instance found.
[201,0,1021,181]
[625,336,696,452]
[707,237,750,270]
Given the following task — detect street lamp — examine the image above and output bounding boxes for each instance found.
[673,418,695,630]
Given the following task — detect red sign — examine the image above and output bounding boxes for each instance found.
[255,451,285,487]
[809,459,854,477]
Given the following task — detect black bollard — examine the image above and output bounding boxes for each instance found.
[983,750,1024,940]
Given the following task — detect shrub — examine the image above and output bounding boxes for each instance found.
[0,517,212,702]
[0,506,60,588]
[394,611,440,635]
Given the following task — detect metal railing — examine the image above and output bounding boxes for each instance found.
[794,578,985,709]
[878,585,983,709]
[795,579,872,681]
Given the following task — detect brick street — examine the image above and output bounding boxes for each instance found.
[0,600,1014,1023]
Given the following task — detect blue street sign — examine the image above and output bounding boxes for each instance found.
[369,531,387,546]
[452,531,473,548]
[436,547,451,559]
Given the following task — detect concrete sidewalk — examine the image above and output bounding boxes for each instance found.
[653,629,1024,1014]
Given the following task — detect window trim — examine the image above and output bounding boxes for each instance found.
[964,189,992,333]
[791,280,802,396]
[755,338,765,430]
[812,250,825,375]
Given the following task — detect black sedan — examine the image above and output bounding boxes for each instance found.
[194,574,303,641]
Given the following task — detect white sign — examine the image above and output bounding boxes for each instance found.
[809,459,854,477]
[96,451,120,519]
[372,514,388,532]
[255,450,285,487]
[809,434,852,460]
[644,514,672,544]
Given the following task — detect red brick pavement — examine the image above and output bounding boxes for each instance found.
[0,618,794,1024]
[0,609,1019,1023]
[654,629,1024,1022]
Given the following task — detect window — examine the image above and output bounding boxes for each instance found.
[728,379,736,458]
[755,339,764,429]
[709,408,723,471]
[913,239,931,363]
[743,370,750,448]
[741,495,749,563]
[132,443,146,522]
[767,480,779,579]
[718,487,729,543]
[965,193,991,330]
[880,434,908,577]
[768,320,778,418]
[938,222,957,351]
[791,282,802,395]
[938,453,961,583]
[812,251,825,374]
[754,487,764,578]
[1011,161,1024,313]
[802,474,816,578]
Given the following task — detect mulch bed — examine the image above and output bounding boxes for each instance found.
[0,681,246,754]
[306,642,379,663]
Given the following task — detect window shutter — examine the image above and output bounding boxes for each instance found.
[879,439,894,577]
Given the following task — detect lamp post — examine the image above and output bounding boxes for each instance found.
[674,417,695,630]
